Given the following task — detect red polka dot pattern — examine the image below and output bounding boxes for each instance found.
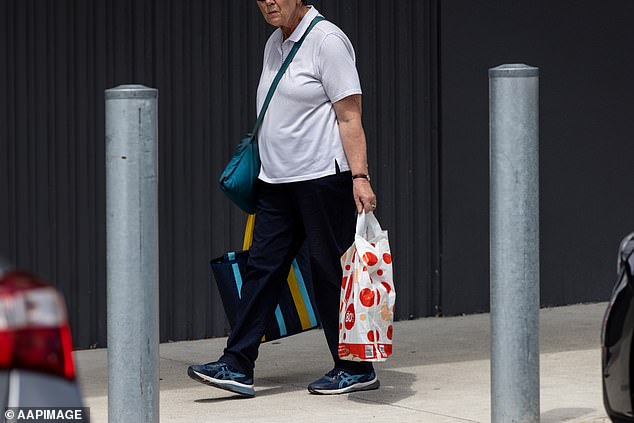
[366,330,379,342]
[360,288,375,307]
[383,253,392,264]
[363,252,378,266]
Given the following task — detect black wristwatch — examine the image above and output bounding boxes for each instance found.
[352,174,371,182]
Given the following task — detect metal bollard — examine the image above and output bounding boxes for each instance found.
[105,85,159,423]
[489,64,540,423]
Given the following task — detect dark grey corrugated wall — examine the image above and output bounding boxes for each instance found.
[438,0,634,314]
[0,0,437,348]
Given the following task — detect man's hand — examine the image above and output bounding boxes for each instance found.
[353,178,376,213]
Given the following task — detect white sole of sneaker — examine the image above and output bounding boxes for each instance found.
[308,376,380,395]
[189,368,255,397]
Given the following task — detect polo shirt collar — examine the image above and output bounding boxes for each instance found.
[286,6,320,43]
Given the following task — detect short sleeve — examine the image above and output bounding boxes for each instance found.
[316,33,362,103]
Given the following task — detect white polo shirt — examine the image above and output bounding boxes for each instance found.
[256,6,362,183]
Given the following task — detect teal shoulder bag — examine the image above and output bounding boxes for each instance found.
[219,16,325,213]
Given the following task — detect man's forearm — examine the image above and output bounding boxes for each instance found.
[339,118,369,176]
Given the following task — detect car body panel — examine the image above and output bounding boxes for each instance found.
[8,369,84,408]
[603,233,634,422]
[0,371,9,411]
[0,263,85,420]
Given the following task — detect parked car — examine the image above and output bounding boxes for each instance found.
[0,258,85,414]
[602,232,634,422]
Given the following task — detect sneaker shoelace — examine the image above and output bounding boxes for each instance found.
[326,369,345,379]
[203,363,246,380]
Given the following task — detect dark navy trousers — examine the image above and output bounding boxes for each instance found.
[220,171,373,377]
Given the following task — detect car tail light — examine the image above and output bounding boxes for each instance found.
[0,270,76,380]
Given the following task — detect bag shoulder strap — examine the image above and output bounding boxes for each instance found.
[251,15,325,135]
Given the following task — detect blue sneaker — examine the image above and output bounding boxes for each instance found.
[187,361,255,397]
[307,369,380,395]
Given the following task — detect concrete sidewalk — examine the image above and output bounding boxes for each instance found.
[75,303,610,423]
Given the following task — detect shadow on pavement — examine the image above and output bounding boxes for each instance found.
[191,372,310,401]
[190,369,416,403]
[192,384,302,402]
[194,395,248,403]
[541,407,597,422]
[347,369,416,405]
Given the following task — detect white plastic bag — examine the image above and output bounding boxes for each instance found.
[338,211,395,362]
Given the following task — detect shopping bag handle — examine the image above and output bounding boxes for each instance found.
[243,214,256,250]
[355,211,384,240]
